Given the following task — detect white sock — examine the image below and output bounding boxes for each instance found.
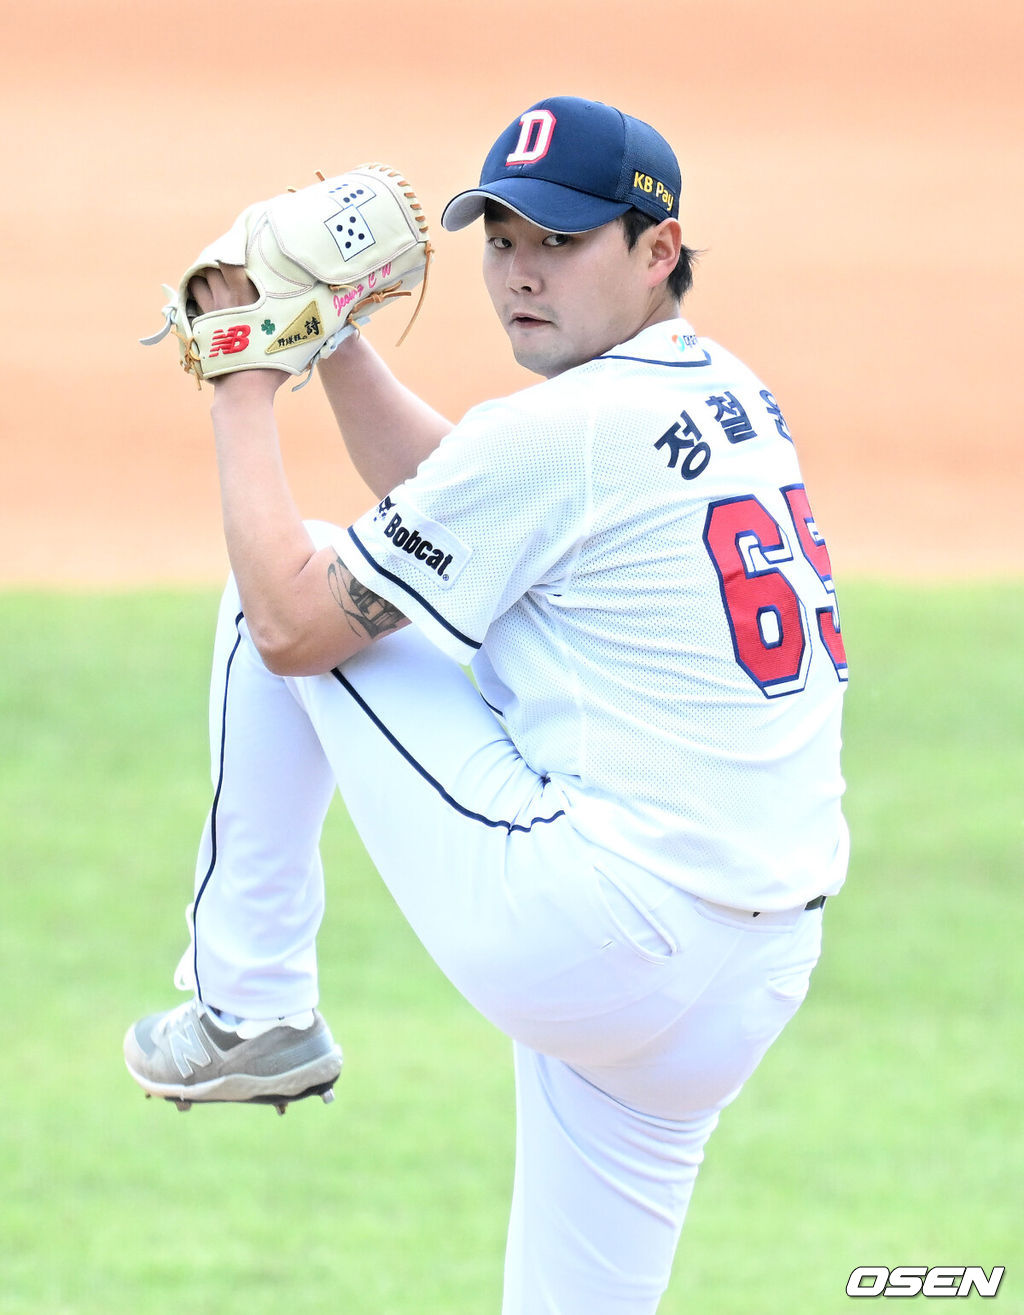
[207,1005,315,1037]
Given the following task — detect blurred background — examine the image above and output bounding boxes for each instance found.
[1,0,1020,586]
[2,7,1022,1311]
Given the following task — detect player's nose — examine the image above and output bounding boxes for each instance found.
[505,248,541,295]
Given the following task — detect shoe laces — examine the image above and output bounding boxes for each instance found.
[153,996,206,1040]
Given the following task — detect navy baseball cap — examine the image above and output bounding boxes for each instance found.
[441,96,680,234]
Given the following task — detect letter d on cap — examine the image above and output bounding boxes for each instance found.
[506,109,556,165]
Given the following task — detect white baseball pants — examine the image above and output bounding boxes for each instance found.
[178,541,824,1314]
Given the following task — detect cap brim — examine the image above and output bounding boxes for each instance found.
[441,178,631,234]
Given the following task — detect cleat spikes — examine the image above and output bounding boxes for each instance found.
[173,1098,192,1112]
[322,1087,335,1105]
[275,1102,288,1116]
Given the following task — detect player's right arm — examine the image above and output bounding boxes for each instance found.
[187,266,412,679]
[317,335,454,496]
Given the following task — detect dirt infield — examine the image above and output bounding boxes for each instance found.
[1,0,1020,585]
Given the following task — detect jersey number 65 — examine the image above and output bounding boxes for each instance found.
[703,485,848,698]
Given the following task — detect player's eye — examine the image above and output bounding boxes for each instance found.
[542,232,571,247]
[486,234,512,250]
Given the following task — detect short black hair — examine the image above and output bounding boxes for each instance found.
[619,208,697,302]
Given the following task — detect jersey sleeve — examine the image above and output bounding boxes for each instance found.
[336,395,591,664]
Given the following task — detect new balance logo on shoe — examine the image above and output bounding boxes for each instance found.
[169,1018,212,1078]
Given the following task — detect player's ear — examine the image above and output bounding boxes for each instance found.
[645,219,683,290]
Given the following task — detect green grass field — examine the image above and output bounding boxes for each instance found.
[1,581,1021,1314]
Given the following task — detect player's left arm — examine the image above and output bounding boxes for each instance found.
[318,334,455,497]
[197,266,408,676]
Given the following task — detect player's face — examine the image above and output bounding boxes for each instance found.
[482,208,676,378]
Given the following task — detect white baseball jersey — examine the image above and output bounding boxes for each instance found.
[338,318,849,910]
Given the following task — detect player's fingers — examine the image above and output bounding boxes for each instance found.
[216,263,259,306]
[188,265,257,314]
[188,270,217,314]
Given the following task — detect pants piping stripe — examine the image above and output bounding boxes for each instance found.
[191,610,246,1002]
[329,664,566,835]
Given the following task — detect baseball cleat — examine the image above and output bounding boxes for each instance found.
[124,997,343,1112]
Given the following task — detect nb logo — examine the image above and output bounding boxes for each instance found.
[506,109,556,166]
[169,1020,212,1079]
[209,325,251,356]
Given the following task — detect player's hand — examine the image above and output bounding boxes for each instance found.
[189,264,289,394]
[188,262,257,315]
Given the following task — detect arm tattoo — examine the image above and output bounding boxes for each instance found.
[328,556,406,639]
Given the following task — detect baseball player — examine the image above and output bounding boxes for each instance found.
[125,96,849,1313]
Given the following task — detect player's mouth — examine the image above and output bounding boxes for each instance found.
[508,312,553,330]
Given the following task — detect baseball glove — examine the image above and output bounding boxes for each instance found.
[141,164,433,388]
